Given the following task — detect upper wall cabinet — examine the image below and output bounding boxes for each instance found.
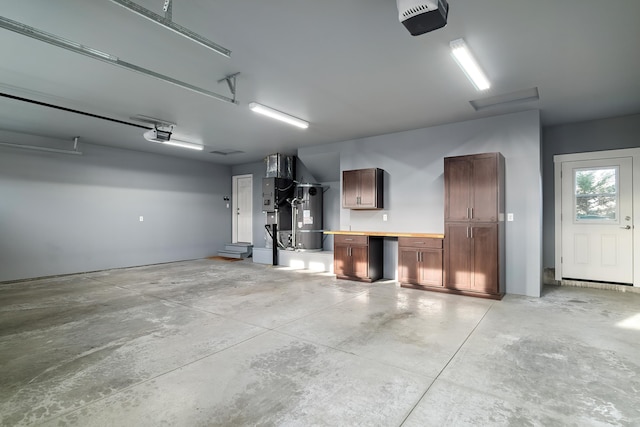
[342,168,384,210]
[444,153,505,222]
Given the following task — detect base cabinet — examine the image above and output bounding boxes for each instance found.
[444,223,501,296]
[334,235,383,282]
[398,237,443,289]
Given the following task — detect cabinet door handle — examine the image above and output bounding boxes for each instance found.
[420,252,423,262]
[470,227,474,239]
[466,227,469,238]
[467,207,470,219]
[345,238,353,241]
[417,251,420,262]
[470,207,473,219]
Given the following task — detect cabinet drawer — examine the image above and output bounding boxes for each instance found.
[398,237,443,249]
[334,235,368,245]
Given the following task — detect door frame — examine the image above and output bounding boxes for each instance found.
[554,148,640,286]
[232,174,253,244]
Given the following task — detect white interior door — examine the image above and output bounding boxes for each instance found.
[232,174,252,244]
[561,157,633,283]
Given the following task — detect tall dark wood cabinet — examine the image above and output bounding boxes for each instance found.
[333,235,383,282]
[444,153,505,299]
[342,168,383,209]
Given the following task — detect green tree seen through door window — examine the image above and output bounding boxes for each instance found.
[575,167,617,221]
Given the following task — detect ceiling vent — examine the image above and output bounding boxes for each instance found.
[469,87,540,111]
[210,149,244,155]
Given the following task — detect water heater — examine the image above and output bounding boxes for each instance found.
[293,184,324,251]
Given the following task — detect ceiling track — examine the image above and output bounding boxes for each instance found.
[0,16,239,105]
[0,92,150,129]
[109,0,231,58]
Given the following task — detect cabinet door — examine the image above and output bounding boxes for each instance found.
[471,224,499,293]
[471,155,499,222]
[420,249,443,287]
[445,224,473,290]
[444,157,472,221]
[342,170,359,208]
[399,248,420,284]
[358,169,377,207]
[350,245,369,279]
[334,245,351,277]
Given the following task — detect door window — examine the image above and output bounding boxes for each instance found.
[574,166,618,223]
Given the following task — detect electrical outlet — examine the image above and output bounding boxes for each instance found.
[382,214,388,222]
[507,213,514,222]
[139,216,144,222]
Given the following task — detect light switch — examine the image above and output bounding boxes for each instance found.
[139,216,144,222]
[507,213,514,222]
[382,214,388,222]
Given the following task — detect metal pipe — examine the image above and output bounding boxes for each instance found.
[290,197,302,250]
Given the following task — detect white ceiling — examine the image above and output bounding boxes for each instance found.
[1,0,639,165]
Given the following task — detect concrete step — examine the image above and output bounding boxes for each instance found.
[218,243,253,259]
[217,250,248,259]
[225,242,253,253]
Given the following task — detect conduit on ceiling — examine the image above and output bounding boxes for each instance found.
[0,16,239,105]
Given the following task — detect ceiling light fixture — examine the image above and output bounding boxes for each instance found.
[143,127,203,151]
[161,139,204,151]
[450,38,491,91]
[249,102,309,129]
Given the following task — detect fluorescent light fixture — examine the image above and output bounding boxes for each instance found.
[249,102,309,129]
[162,139,203,151]
[143,128,203,150]
[450,38,491,91]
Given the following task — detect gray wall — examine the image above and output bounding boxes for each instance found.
[542,113,640,268]
[0,142,231,282]
[300,110,543,297]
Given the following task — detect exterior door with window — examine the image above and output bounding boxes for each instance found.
[561,157,633,283]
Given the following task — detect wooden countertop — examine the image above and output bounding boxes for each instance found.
[324,230,444,239]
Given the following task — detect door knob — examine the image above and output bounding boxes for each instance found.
[620,225,631,230]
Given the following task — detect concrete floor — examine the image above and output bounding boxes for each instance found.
[1,259,639,426]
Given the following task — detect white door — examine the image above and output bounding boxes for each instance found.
[561,157,633,283]
[232,174,252,244]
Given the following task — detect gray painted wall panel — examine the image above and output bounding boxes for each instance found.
[541,113,640,267]
[301,110,543,296]
[0,143,231,282]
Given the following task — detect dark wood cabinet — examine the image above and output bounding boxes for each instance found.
[398,237,443,289]
[342,168,383,209]
[445,153,503,222]
[444,153,505,299]
[444,223,499,294]
[333,234,383,282]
